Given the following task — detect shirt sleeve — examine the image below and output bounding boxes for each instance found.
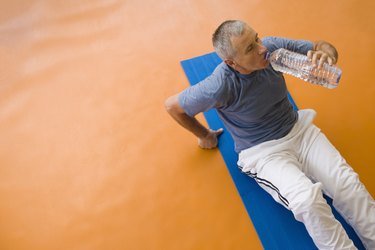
[262,36,314,55]
[178,67,227,117]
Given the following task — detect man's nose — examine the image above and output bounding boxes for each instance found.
[258,45,267,54]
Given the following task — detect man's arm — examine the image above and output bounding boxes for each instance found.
[307,40,339,68]
[164,94,223,149]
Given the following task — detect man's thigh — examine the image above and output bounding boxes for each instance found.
[250,152,317,210]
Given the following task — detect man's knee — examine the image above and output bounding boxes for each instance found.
[288,182,328,221]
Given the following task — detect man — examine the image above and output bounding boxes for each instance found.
[165,20,375,249]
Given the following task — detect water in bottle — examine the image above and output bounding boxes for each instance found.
[266,48,342,89]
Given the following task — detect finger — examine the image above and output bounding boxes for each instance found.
[331,56,337,65]
[318,54,327,69]
[201,144,217,149]
[198,137,217,149]
[198,140,211,149]
[215,128,224,136]
[307,50,313,61]
[327,56,333,66]
[198,141,205,149]
[311,52,319,67]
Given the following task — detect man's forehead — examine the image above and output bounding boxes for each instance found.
[244,25,257,38]
[231,27,257,45]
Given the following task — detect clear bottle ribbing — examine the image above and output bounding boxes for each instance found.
[266,48,342,89]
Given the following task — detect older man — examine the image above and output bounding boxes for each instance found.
[165,20,375,249]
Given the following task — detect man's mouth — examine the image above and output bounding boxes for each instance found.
[264,51,270,60]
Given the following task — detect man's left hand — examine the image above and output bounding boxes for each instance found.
[307,50,336,69]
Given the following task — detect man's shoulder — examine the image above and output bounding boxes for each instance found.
[192,62,236,96]
[212,62,237,81]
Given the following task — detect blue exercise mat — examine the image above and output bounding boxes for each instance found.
[180,52,364,250]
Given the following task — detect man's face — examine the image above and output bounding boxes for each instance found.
[225,25,269,74]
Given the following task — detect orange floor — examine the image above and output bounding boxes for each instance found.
[0,1,374,249]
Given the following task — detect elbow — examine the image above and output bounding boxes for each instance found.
[164,96,174,114]
[164,95,185,116]
[164,95,179,115]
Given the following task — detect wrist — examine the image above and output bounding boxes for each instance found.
[195,126,210,139]
[199,128,210,139]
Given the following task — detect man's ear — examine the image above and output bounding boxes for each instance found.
[224,59,236,69]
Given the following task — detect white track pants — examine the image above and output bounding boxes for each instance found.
[238,109,375,250]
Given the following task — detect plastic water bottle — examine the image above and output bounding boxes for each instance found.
[266,48,342,89]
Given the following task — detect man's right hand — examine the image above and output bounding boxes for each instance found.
[198,128,224,149]
[165,94,224,149]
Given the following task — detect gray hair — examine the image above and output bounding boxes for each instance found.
[212,20,246,59]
